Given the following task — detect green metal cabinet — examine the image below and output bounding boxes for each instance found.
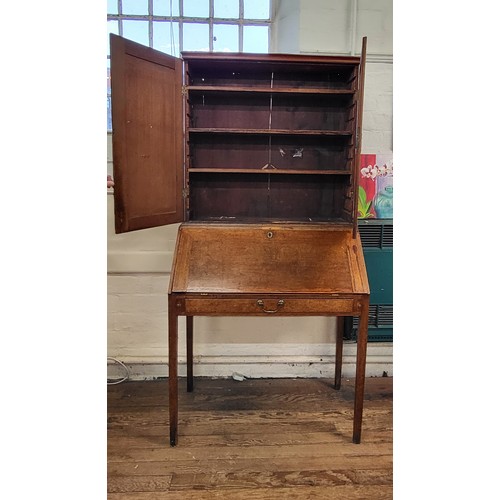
[346,219,393,342]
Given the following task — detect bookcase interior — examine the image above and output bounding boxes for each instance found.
[184,56,359,225]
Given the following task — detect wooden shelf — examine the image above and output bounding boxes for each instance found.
[189,216,353,224]
[187,85,356,95]
[188,128,353,137]
[188,168,352,175]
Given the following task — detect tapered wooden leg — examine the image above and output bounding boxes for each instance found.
[186,316,194,392]
[353,300,369,444]
[334,316,344,390]
[168,296,179,447]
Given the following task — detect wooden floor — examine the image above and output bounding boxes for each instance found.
[108,377,393,499]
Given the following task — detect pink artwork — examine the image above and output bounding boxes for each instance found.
[358,154,393,219]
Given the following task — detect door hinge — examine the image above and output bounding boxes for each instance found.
[181,85,188,96]
[182,188,189,198]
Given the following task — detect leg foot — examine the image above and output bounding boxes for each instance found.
[169,430,177,447]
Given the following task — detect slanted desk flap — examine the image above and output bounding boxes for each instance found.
[110,34,184,233]
[170,224,369,295]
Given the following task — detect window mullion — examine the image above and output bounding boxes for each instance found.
[239,0,243,51]
[118,0,123,35]
[179,0,183,53]
[148,0,153,47]
[209,0,214,52]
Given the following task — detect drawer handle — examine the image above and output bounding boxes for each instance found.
[257,299,285,313]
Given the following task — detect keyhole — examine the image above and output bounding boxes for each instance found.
[267,231,273,239]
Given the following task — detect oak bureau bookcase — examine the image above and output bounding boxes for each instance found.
[110,34,370,446]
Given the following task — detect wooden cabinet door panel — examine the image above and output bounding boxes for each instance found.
[110,34,184,233]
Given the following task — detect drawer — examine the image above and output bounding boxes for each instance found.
[183,297,356,316]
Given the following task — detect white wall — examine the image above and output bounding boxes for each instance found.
[107,0,393,380]
[273,0,393,153]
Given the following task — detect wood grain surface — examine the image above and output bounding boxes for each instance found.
[170,224,369,295]
[108,377,392,498]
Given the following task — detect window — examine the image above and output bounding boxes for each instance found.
[107,0,272,130]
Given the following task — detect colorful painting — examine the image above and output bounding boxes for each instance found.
[358,154,393,219]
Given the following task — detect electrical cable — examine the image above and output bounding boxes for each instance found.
[107,356,130,385]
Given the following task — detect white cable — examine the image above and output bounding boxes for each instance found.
[107,357,130,385]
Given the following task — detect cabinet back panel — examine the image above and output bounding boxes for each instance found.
[189,66,273,87]
[188,61,356,90]
[272,94,352,131]
[189,135,270,169]
[189,134,351,171]
[273,68,355,90]
[269,174,350,222]
[189,93,270,129]
[269,135,350,171]
[189,173,351,222]
[189,173,269,220]
[189,93,353,131]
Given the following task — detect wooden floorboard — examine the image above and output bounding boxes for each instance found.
[108,377,392,498]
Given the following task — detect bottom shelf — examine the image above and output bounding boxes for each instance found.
[188,216,352,224]
[188,172,353,223]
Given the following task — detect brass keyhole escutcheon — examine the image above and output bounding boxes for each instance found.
[267,231,273,239]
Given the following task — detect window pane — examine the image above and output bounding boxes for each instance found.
[153,0,168,16]
[108,94,113,130]
[183,22,209,51]
[107,20,119,55]
[107,59,112,94]
[183,0,209,18]
[244,0,269,19]
[213,24,238,52]
[153,0,179,16]
[107,59,112,130]
[153,21,180,57]
[107,0,118,15]
[122,0,149,15]
[214,0,239,19]
[122,20,150,46]
[243,25,268,53]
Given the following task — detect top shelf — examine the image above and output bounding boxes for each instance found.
[182,51,361,66]
[186,85,356,96]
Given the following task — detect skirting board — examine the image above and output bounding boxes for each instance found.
[108,342,393,381]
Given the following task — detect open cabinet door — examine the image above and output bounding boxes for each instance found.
[110,34,184,233]
[352,37,367,238]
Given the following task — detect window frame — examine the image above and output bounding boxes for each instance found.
[107,0,272,55]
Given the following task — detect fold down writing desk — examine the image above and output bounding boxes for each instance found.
[109,35,371,447]
[168,223,370,446]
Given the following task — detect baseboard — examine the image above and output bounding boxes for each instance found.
[108,343,393,381]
